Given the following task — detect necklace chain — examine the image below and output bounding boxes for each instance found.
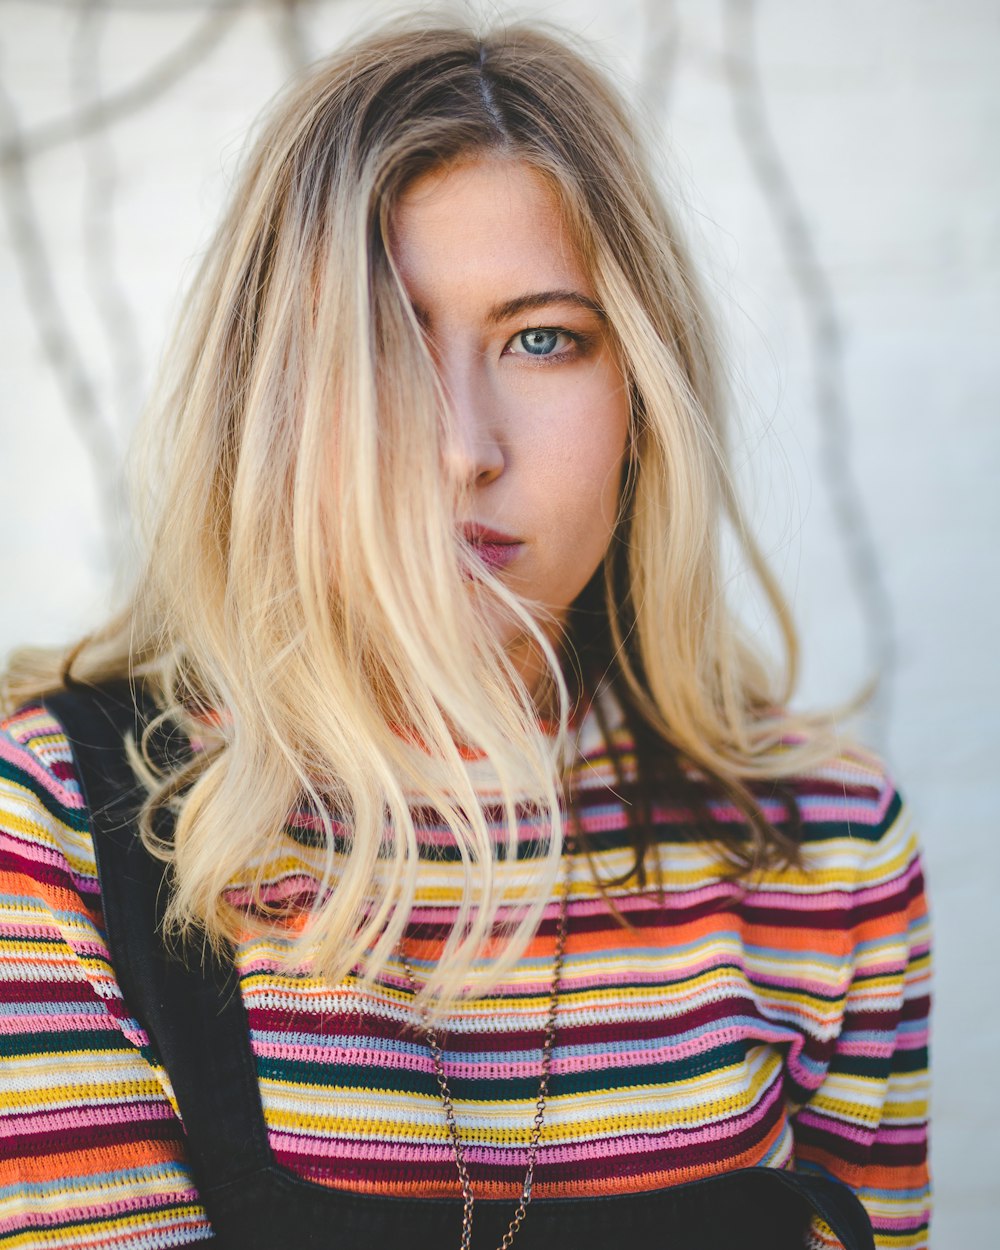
[399,844,573,1250]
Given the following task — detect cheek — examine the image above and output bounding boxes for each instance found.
[523,389,629,605]
[565,385,630,531]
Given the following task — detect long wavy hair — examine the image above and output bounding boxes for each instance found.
[4,18,840,1005]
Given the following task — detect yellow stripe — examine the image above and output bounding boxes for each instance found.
[0,1205,205,1248]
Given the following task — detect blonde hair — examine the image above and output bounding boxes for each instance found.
[4,17,839,1006]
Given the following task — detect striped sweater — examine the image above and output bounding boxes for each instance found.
[0,701,930,1248]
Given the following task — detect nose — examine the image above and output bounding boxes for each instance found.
[440,358,505,489]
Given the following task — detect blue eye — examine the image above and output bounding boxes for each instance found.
[518,329,561,356]
[503,326,589,361]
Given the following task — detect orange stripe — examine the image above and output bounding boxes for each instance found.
[405,906,890,962]
[795,1146,929,1192]
[0,1139,190,1185]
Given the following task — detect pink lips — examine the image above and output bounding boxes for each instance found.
[462,523,523,570]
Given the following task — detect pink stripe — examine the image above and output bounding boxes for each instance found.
[739,863,920,913]
[0,829,73,874]
[0,1012,119,1035]
[271,1131,455,1163]
[834,1040,895,1058]
[793,1110,872,1145]
[0,1100,175,1138]
[874,1125,928,1145]
[894,1031,930,1049]
[256,1041,436,1072]
[0,734,83,810]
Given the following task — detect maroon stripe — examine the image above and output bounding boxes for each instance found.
[870,1138,928,1167]
[758,777,882,802]
[577,775,883,809]
[0,846,90,898]
[0,978,106,1004]
[840,1008,904,1032]
[797,1125,927,1170]
[0,1115,181,1161]
[737,886,916,931]
[900,995,931,1024]
[249,992,770,1051]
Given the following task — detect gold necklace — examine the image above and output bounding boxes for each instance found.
[399,843,572,1250]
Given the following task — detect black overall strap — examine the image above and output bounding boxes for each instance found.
[43,681,272,1193]
[741,1168,875,1250]
[43,681,875,1250]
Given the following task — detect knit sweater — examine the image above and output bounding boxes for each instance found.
[0,701,930,1249]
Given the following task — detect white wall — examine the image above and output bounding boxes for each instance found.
[1,1,996,1242]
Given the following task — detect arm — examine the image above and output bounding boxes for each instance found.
[0,705,214,1248]
[792,788,931,1249]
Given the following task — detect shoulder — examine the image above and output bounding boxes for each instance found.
[0,701,100,908]
[780,741,905,847]
[1,701,85,804]
[0,700,155,1047]
[779,742,918,872]
[756,742,927,934]
[0,706,212,1243]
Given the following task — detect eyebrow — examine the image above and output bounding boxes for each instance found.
[486,290,605,325]
[412,289,605,328]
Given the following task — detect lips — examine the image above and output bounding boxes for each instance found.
[462,523,523,570]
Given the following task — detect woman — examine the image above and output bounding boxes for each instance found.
[0,18,929,1250]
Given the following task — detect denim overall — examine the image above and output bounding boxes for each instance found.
[45,683,875,1250]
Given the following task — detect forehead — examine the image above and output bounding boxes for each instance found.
[389,158,591,315]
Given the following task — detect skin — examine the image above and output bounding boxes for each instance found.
[390,158,631,694]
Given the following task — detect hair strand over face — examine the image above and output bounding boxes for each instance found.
[3,16,844,1013]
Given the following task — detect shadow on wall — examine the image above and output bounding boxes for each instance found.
[0,0,893,734]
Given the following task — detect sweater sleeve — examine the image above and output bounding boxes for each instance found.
[791,775,931,1250]
[0,704,213,1248]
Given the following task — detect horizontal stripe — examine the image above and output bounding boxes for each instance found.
[0,701,930,1248]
